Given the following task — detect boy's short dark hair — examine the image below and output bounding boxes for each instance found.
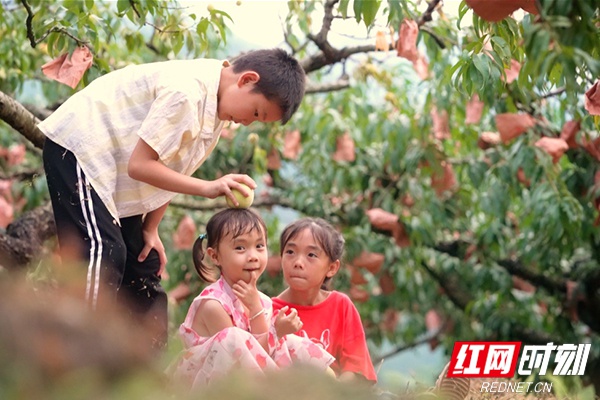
[232,48,305,125]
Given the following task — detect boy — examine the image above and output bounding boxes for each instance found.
[39,48,305,348]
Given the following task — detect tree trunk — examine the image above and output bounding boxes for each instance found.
[0,203,55,269]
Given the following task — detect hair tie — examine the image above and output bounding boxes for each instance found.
[198,233,207,240]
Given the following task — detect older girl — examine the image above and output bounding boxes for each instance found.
[273,218,377,383]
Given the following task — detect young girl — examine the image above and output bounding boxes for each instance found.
[172,209,334,389]
[272,218,378,384]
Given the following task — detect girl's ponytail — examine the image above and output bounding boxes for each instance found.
[192,233,215,282]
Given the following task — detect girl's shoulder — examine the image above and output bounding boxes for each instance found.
[328,290,352,303]
[328,290,361,313]
[191,279,238,314]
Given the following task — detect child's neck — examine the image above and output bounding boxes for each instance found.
[282,287,329,306]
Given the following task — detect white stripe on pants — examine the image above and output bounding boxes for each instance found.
[76,164,103,309]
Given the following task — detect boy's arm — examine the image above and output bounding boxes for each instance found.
[128,138,256,204]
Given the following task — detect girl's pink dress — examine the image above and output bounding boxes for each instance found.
[172,277,334,388]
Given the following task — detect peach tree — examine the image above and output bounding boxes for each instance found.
[0,0,599,393]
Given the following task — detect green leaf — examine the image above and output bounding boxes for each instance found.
[172,33,184,55]
[46,31,60,56]
[63,0,82,14]
[353,0,363,23]
[185,31,195,52]
[212,9,233,23]
[339,0,351,18]
[197,18,210,37]
[361,0,381,28]
[457,0,469,28]
[490,36,510,63]
[472,54,490,82]
[548,60,564,86]
[386,0,403,25]
[116,0,129,14]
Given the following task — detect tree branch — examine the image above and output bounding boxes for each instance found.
[417,0,443,26]
[0,167,43,182]
[305,78,350,94]
[372,320,448,364]
[540,87,566,99]
[306,0,341,65]
[300,44,376,73]
[170,192,292,212]
[129,0,186,35]
[0,91,46,149]
[496,258,567,294]
[20,0,88,48]
[19,0,37,48]
[420,25,447,49]
[419,259,562,344]
[300,0,444,74]
[22,103,52,121]
[313,0,339,46]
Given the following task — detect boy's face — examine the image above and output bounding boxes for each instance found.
[218,71,283,126]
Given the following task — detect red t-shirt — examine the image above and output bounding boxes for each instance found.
[272,291,377,382]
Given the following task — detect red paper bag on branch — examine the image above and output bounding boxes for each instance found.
[431,107,450,140]
[495,113,536,143]
[430,161,457,196]
[42,46,93,89]
[332,132,356,162]
[172,215,196,250]
[477,131,501,150]
[585,81,600,116]
[559,120,581,149]
[352,251,385,274]
[366,208,399,231]
[412,55,430,80]
[534,137,568,164]
[465,95,484,125]
[396,19,419,62]
[465,0,538,22]
[503,59,521,84]
[283,130,301,160]
[267,148,281,170]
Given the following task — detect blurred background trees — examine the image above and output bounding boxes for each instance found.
[0,0,599,396]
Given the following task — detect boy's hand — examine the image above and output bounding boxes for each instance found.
[274,305,303,337]
[139,228,168,278]
[202,174,256,203]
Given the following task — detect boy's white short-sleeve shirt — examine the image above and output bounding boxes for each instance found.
[39,58,226,222]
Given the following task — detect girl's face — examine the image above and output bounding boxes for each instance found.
[281,228,339,291]
[208,227,268,287]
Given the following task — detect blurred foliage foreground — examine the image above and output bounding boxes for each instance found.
[0,271,380,400]
[0,268,584,400]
